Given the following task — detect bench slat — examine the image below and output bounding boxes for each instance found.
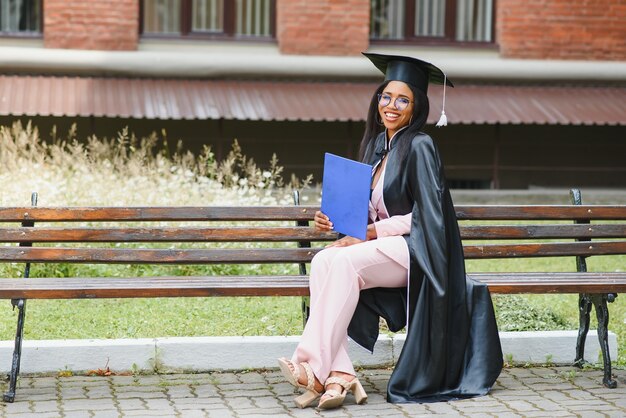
[0,276,311,298]
[455,205,626,220]
[0,227,336,243]
[1,224,623,243]
[1,241,623,262]
[1,205,625,222]
[0,272,624,299]
[0,247,322,264]
[460,224,626,240]
[470,272,626,293]
[464,241,626,258]
[0,207,318,222]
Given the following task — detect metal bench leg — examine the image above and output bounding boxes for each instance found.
[301,296,310,327]
[4,192,38,402]
[574,293,592,368]
[292,190,312,328]
[4,298,26,403]
[591,293,617,388]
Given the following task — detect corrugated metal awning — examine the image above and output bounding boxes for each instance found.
[0,75,624,125]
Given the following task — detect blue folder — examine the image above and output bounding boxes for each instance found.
[321,153,372,240]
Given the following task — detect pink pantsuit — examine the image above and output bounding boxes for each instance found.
[291,153,412,383]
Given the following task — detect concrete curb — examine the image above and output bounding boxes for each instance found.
[0,331,617,374]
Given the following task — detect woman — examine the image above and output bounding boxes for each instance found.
[279,53,503,409]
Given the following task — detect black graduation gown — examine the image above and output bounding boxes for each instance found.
[347,131,503,403]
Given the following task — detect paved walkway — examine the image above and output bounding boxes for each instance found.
[0,366,625,417]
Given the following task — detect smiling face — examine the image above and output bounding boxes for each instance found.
[378,80,414,139]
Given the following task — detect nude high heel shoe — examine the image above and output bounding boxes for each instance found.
[277,358,322,408]
[318,376,368,410]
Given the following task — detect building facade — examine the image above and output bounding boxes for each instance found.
[1,0,625,188]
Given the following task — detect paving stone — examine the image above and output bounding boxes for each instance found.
[425,402,462,414]
[2,401,34,414]
[109,376,138,385]
[10,413,61,418]
[530,398,565,411]
[143,398,174,410]
[252,395,285,409]
[314,408,351,417]
[123,412,176,417]
[207,410,239,418]
[218,382,268,391]
[30,400,59,412]
[239,410,291,416]
[61,379,110,388]
[271,382,299,396]
[288,407,324,418]
[63,411,92,418]
[28,377,57,388]
[462,413,493,418]
[59,387,88,399]
[364,392,387,405]
[116,398,146,410]
[174,398,227,410]
[505,400,539,412]
[175,411,208,418]
[238,372,267,384]
[116,390,166,399]
[92,411,123,418]
[61,398,117,411]
[86,391,115,399]
[166,385,195,398]
[224,396,256,409]
[211,373,240,384]
[519,412,573,418]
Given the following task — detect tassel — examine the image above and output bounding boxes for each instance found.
[436,74,448,127]
[436,111,447,127]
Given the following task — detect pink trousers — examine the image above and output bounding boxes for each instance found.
[291,235,409,384]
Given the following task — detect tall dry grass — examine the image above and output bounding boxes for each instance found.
[0,121,313,207]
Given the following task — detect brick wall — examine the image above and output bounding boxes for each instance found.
[277,0,369,56]
[44,0,138,50]
[498,0,626,60]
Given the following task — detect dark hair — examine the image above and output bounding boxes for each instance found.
[358,81,430,163]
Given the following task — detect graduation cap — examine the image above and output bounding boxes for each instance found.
[362,52,453,127]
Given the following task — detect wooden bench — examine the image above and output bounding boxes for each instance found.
[1,189,625,402]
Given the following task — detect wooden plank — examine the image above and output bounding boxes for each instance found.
[1,205,625,222]
[459,224,626,240]
[470,272,626,293]
[0,272,625,299]
[455,205,626,220]
[464,240,626,259]
[0,247,321,264]
[0,276,310,298]
[0,227,336,243]
[0,206,319,222]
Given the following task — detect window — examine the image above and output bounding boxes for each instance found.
[0,0,42,36]
[141,0,275,39]
[371,0,495,44]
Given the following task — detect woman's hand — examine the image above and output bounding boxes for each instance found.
[326,235,364,248]
[314,211,333,231]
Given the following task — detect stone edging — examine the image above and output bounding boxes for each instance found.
[0,330,617,375]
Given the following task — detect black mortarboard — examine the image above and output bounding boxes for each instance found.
[363,52,454,126]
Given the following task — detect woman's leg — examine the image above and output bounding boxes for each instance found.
[292,236,409,384]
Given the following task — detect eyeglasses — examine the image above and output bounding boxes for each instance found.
[377,94,413,111]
